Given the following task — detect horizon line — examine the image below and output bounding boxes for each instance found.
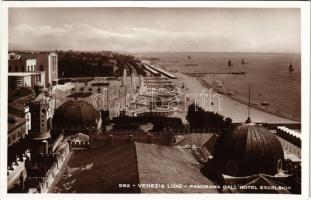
[8,49,301,55]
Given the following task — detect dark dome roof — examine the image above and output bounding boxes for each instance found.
[213,123,284,177]
[53,100,99,133]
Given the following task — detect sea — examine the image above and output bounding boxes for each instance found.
[135,52,301,121]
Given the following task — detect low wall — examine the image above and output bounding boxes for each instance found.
[94,132,173,147]
[27,142,70,193]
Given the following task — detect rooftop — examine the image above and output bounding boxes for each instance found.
[8,113,26,132]
[49,143,139,193]
[50,142,218,193]
[136,143,218,193]
[8,72,41,77]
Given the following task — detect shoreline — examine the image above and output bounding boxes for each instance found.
[195,76,300,123]
[149,59,299,124]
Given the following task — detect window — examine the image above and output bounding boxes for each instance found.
[40,65,44,71]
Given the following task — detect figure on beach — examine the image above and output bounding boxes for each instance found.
[228,60,233,67]
[289,62,294,73]
[241,58,246,65]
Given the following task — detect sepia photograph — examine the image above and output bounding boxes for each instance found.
[2,1,310,198]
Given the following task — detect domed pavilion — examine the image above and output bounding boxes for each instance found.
[52,100,101,136]
[213,122,284,177]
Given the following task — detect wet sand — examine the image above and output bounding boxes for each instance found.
[172,72,297,124]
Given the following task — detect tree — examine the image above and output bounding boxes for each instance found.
[186,103,206,129]
[186,103,233,135]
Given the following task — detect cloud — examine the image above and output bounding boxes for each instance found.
[9,23,216,52]
[9,22,300,53]
[10,23,137,51]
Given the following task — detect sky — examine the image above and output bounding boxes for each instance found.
[9,8,301,53]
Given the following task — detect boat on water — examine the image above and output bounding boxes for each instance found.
[228,60,233,67]
[241,58,246,65]
[289,62,294,73]
[231,71,246,75]
[149,57,160,61]
[261,102,270,106]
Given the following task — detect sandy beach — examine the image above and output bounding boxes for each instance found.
[172,72,297,124]
[138,52,300,123]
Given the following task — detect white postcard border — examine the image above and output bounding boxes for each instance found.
[0,1,310,200]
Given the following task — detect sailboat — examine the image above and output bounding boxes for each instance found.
[289,62,294,73]
[228,60,233,67]
[241,58,246,65]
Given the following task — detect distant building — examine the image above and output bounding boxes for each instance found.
[36,52,58,87]
[9,56,36,73]
[9,99,32,134]
[9,52,59,87]
[8,72,42,89]
[8,53,46,88]
[8,113,27,169]
[101,51,113,58]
